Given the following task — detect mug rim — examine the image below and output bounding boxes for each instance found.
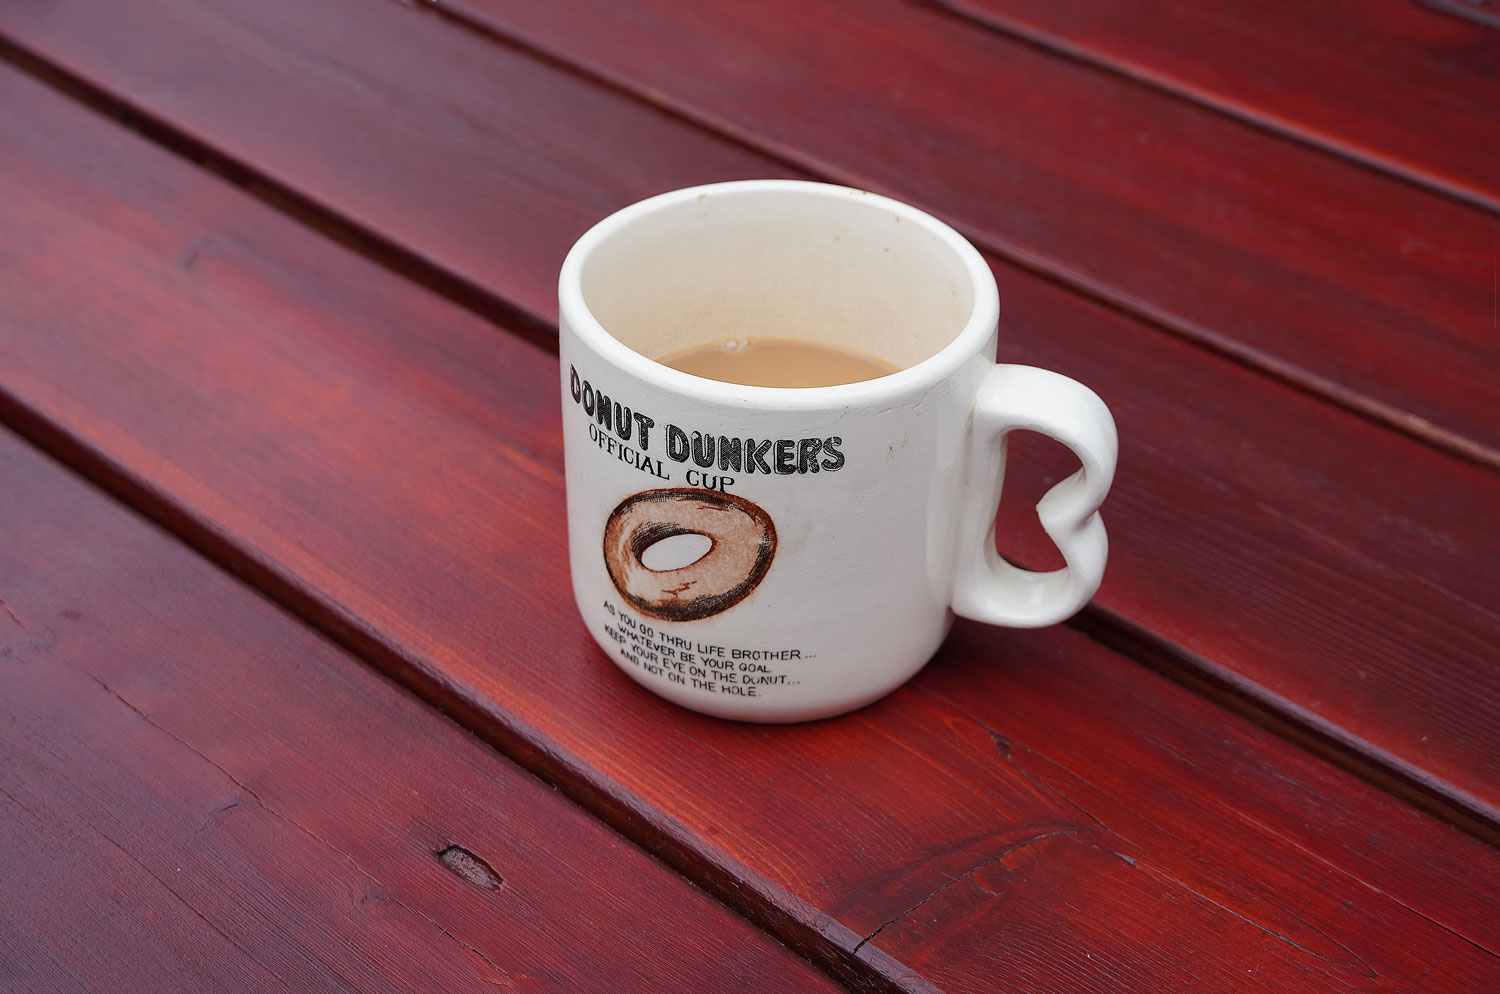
[559,180,999,410]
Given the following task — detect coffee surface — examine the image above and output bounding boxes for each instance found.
[659,337,899,388]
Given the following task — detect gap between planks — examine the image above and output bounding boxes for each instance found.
[924,0,1500,217]
[0,28,1496,855]
[403,0,1500,478]
[1072,608,1500,850]
[0,388,907,994]
[0,35,557,357]
[2,14,1494,480]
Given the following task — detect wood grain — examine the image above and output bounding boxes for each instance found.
[0,432,840,992]
[938,0,1500,212]
[0,59,1497,993]
[431,0,1500,465]
[0,4,1493,827]
[7,0,1500,464]
[0,0,796,327]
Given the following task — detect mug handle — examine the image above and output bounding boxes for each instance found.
[952,364,1117,628]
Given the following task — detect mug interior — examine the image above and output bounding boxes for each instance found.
[577,186,977,372]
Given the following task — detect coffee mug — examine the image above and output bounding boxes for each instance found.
[559,180,1116,722]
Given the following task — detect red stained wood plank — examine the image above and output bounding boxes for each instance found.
[1,59,1498,994]
[0,0,1493,827]
[0,0,791,329]
[938,0,1500,213]
[432,0,1500,467]
[0,437,839,992]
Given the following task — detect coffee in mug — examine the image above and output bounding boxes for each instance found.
[659,337,898,388]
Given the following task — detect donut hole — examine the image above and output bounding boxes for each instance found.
[633,526,715,573]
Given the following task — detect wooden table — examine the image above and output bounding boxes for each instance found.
[2,2,1497,990]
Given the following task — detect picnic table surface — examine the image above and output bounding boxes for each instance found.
[2,2,1497,990]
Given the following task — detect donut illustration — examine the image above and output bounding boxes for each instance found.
[603,488,777,622]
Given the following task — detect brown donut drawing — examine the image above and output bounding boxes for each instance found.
[603,488,777,622]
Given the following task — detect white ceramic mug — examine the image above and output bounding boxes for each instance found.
[559,181,1116,722]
